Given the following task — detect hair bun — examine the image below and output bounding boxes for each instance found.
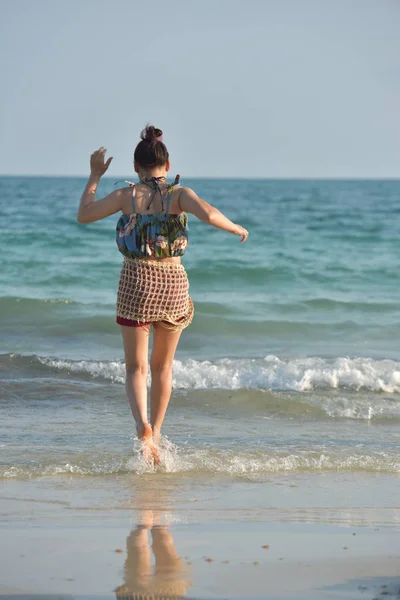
[141,125,163,142]
[134,124,168,167]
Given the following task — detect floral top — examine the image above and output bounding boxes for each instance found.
[115,177,188,259]
[116,212,188,259]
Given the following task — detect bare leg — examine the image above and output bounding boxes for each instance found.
[120,325,155,455]
[150,324,182,442]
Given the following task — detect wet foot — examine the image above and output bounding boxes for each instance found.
[150,426,161,465]
[137,422,153,442]
[152,426,161,444]
[137,424,161,465]
[151,444,161,466]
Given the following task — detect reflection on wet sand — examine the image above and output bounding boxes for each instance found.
[115,482,191,600]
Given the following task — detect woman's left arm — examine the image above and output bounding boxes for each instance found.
[77,147,125,223]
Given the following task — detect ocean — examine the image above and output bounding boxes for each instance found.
[1,176,400,481]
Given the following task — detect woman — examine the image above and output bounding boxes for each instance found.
[77,125,248,463]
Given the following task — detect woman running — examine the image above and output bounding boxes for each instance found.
[77,125,248,462]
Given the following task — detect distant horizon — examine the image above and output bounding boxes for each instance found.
[1,173,399,181]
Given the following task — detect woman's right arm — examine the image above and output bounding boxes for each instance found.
[179,187,249,243]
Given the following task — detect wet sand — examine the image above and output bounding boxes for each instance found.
[0,472,399,599]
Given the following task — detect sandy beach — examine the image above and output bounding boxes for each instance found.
[1,472,399,600]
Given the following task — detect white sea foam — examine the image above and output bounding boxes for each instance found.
[42,358,126,384]
[40,355,400,393]
[3,442,400,479]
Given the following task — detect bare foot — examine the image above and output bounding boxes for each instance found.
[137,423,153,442]
[151,444,161,466]
[149,426,161,465]
[137,423,160,466]
[152,426,161,444]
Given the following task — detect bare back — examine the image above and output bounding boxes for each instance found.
[120,183,183,217]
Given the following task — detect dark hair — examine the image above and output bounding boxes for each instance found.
[133,125,169,168]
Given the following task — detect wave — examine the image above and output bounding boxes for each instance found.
[2,354,400,422]
[2,441,400,479]
[3,353,400,396]
[36,354,400,394]
[172,355,400,394]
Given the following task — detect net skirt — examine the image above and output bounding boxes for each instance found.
[116,258,194,331]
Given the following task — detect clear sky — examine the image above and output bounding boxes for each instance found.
[1,0,399,177]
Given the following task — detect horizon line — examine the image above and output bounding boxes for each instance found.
[1,174,400,181]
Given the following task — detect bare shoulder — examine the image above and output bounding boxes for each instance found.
[178,186,200,209]
[179,186,198,199]
[78,184,133,224]
[117,186,135,215]
[167,186,195,214]
[178,187,214,220]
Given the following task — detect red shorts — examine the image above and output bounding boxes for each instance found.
[116,316,186,328]
[116,316,150,327]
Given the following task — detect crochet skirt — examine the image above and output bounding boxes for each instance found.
[116,258,194,331]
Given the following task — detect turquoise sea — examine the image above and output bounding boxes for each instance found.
[1,176,400,479]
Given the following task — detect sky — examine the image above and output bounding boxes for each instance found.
[0,0,399,178]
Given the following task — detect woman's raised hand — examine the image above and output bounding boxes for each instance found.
[90,147,113,177]
[234,225,249,243]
